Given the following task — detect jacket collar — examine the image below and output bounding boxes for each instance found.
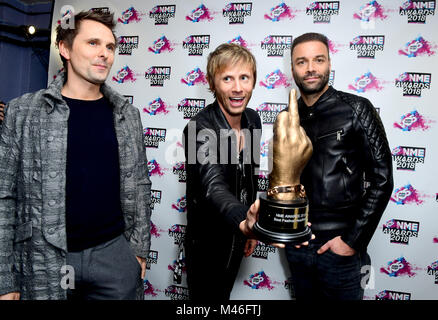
[298,85,336,109]
[42,72,129,114]
[211,100,251,131]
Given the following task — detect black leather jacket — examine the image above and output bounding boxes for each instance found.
[297,86,393,251]
[183,101,261,249]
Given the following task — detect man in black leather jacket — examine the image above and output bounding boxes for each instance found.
[285,33,394,300]
[183,43,262,300]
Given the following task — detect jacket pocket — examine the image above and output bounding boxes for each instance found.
[317,128,344,141]
[14,221,32,243]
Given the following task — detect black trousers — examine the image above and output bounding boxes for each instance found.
[66,234,143,300]
[185,236,245,301]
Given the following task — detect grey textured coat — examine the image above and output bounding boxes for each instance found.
[0,73,152,299]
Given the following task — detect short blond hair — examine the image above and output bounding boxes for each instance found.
[206,43,257,95]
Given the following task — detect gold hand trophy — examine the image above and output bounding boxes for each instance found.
[253,89,313,243]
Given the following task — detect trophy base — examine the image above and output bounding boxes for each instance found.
[253,193,312,244]
[253,222,312,244]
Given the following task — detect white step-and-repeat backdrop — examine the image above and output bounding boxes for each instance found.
[48,0,438,300]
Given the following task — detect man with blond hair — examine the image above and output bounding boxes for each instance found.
[183,43,261,300]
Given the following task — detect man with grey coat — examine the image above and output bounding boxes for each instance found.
[0,10,151,300]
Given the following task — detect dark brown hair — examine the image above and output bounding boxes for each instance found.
[55,10,117,70]
[291,32,330,61]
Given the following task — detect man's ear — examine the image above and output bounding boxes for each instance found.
[206,76,215,94]
[58,40,71,61]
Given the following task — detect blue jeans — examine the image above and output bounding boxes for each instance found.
[285,236,370,300]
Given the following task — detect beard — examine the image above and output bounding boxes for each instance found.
[293,68,330,95]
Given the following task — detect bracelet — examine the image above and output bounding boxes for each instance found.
[267,184,306,198]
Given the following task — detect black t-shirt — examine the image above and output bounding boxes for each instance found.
[63,95,125,252]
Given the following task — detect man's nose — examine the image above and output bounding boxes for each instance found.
[307,61,316,73]
[98,46,109,59]
[233,80,243,92]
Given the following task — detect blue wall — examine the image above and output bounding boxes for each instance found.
[0,0,52,103]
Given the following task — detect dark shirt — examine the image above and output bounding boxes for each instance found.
[63,96,124,252]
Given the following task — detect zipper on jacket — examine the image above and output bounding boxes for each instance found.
[317,128,344,141]
[342,156,353,175]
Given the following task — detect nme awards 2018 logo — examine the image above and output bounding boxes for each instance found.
[150,221,165,239]
[150,190,162,210]
[148,159,165,177]
[394,110,433,131]
[427,260,438,284]
[261,35,292,57]
[380,257,419,278]
[350,35,384,59]
[145,66,171,87]
[143,98,170,116]
[329,70,335,86]
[223,2,252,24]
[178,98,205,119]
[165,285,189,300]
[118,7,143,24]
[146,250,158,270]
[256,102,287,124]
[173,162,186,182]
[186,4,214,22]
[306,1,340,23]
[390,184,425,205]
[392,146,425,171]
[172,195,187,213]
[257,171,269,192]
[400,0,436,23]
[168,224,186,245]
[149,5,176,25]
[376,290,411,300]
[228,35,250,48]
[395,72,431,96]
[382,219,419,245]
[144,279,161,297]
[353,1,388,23]
[260,70,290,89]
[183,35,210,56]
[181,68,207,86]
[399,36,436,57]
[251,242,276,259]
[348,72,384,93]
[148,36,174,54]
[244,271,275,290]
[144,128,166,148]
[118,36,138,55]
[112,66,139,83]
[264,3,296,22]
